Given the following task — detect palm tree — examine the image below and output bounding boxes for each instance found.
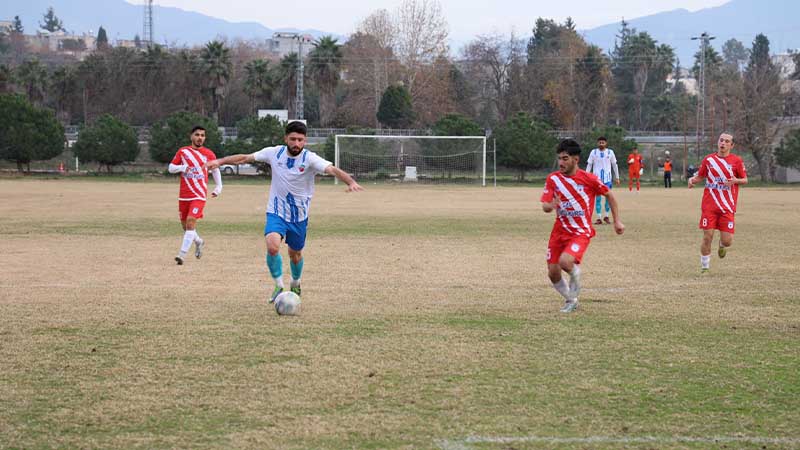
[49,65,76,121]
[243,59,273,114]
[308,36,343,126]
[277,53,299,118]
[15,59,48,105]
[200,40,232,122]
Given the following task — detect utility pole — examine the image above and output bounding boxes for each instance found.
[691,32,715,159]
[295,35,305,120]
[143,0,154,48]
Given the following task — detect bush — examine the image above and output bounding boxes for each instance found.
[0,94,64,172]
[73,114,139,172]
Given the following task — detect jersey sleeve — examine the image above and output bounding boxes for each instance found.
[540,176,556,203]
[734,157,747,178]
[590,172,610,196]
[585,151,594,171]
[253,146,278,164]
[170,150,184,165]
[306,151,332,174]
[205,148,217,160]
[697,156,709,178]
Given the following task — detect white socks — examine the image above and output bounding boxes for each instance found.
[552,279,572,301]
[179,230,197,256]
[290,279,301,288]
[701,255,711,269]
[274,277,285,288]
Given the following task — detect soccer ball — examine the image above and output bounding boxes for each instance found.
[665,150,671,156]
[274,291,301,316]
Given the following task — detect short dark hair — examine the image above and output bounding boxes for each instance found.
[557,139,582,156]
[597,136,607,142]
[191,125,206,134]
[285,121,307,136]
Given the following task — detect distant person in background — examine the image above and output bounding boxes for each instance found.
[688,132,747,273]
[626,146,645,192]
[585,136,620,224]
[663,155,673,188]
[168,126,222,265]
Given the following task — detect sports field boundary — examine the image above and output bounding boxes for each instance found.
[437,435,800,449]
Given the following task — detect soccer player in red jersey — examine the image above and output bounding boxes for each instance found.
[168,126,222,265]
[626,147,645,191]
[688,132,747,273]
[541,139,625,313]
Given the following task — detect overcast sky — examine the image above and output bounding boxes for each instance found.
[130,0,730,41]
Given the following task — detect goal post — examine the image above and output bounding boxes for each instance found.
[334,135,490,186]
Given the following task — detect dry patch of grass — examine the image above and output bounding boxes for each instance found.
[1,180,799,449]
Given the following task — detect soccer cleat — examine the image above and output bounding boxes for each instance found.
[175,255,184,265]
[718,245,727,259]
[701,267,709,274]
[603,216,611,224]
[194,238,204,259]
[594,218,603,225]
[290,285,301,296]
[560,299,579,313]
[269,286,283,303]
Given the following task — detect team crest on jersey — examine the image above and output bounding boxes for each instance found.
[571,243,581,252]
[299,165,305,173]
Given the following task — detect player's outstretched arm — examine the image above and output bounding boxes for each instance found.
[167,162,187,174]
[604,191,625,235]
[206,153,256,171]
[210,168,222,198]
[325,165,363,192]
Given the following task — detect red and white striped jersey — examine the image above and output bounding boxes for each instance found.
[697,153,746,214]
[171,146,217,201]
[541,169,609,237]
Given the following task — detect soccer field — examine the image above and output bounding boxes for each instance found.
[1,179,799,449]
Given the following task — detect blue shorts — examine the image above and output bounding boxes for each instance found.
[264,213,308,251]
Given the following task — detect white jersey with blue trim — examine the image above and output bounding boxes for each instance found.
[253,145,332,223]
[585,148,619,185]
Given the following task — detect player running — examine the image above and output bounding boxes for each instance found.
[626,146,645,192]
[168,126,222,265]
[541,139,625,313]
[585,136,620,224]
[206,121,363,302]
[688,132,748,273]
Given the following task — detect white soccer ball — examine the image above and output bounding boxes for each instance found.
[274,291,301,316]
[665,150,671,156]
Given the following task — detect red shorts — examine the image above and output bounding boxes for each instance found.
[179,200,205,221]
[699,210,735,233]
[547,233,591,265]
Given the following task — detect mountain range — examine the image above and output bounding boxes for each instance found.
[581,0,800,63]
[2,0,798,64]
[0,0,335,45]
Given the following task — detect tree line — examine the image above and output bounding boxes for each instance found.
[1,2,799,180]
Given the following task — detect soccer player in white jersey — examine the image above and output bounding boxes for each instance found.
[168,126,222,265]
[206,121,363,301]
[584,136,620,225]
[688,132,747,273]
[541,139,625,312]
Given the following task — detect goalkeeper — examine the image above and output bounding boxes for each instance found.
[626,146,645,192]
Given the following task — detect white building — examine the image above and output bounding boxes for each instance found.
[267,32,313,59]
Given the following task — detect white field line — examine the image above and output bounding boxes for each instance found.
[437,435,800,449]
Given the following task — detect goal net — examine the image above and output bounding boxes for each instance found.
[335,135,489,185]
